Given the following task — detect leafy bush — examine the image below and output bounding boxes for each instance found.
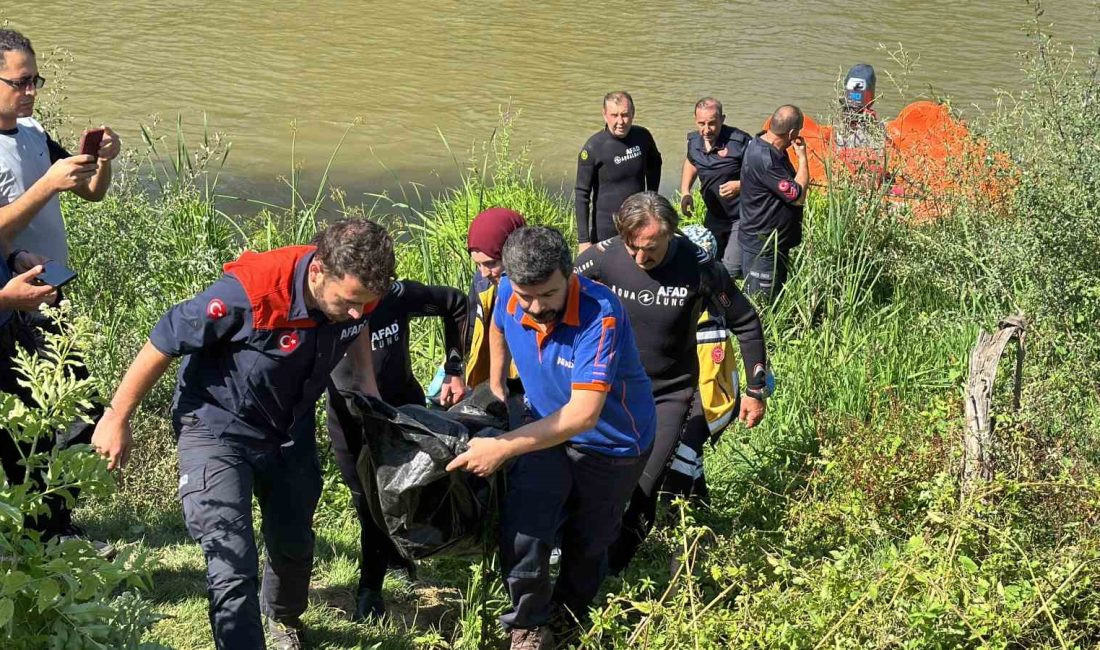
[0,305,160,649]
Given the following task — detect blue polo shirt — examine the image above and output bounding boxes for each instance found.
[149,245,373,445]
[493,273,655,457]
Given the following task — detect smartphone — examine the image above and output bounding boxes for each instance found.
[78,128,105,158]
[37,260,77,289]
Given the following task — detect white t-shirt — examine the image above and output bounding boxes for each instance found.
[0,117,68,266]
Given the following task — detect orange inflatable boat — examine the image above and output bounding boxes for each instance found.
[764,101,1015,220]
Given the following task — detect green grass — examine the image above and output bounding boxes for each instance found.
[38,24,1100,649]
[78,457,478,649]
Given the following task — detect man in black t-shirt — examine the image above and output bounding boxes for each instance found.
[679,97,752,278]
[574,191,768,573]
[738,104,809,299]
[325,279,468,621]
[575,91,662,249]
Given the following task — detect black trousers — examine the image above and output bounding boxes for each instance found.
[658,393,712,503]
[0,314,94,537]
[498,444,649,630]
[324,384,403,593]
[710,219,743,279]
[606,386,693,572]
[176,416,322,650]
[607,384,717,573]
[742,246,792,301]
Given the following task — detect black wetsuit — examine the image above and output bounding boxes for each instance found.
[326,280,468,595]
[575,126,662,244]
[575,236,765,392]
[574,236,767,572]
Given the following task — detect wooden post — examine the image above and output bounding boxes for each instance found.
[962,315,1026,496]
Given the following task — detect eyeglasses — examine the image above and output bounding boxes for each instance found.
[0,74,45,91]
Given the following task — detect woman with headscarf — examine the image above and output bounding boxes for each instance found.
[464,207,527,388]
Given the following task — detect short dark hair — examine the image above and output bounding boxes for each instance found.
[501,226,572,286]
[694,97,723,115]
[614,191,678,240]
[769,104,804,135]
[313,218,395,295]
[603,91,635,113]
[0,30,34,70]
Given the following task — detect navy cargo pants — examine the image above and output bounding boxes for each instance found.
[175,414,322,650]
[742,246,791,301]
[499,443,649,630]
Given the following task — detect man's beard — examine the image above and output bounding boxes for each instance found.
[526,309,559,324]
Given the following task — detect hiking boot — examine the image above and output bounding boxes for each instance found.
[510,625,554,650]
[266,616,304,650]
[55,524,118,561]
[353,587,386,622]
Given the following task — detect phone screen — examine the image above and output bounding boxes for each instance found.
[38,261,77,288]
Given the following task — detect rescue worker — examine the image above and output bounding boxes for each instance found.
[739,105,809,299]
[679,97,752,277]
[464,207,526,389]
[448,226,656,650]
[325,277,469,620]
[90,219,396,650]
[573,192,769,573]
[575,91,662,249]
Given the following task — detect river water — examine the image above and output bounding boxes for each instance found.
[7,1,1098,204]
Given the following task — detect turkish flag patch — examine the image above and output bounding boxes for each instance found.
[206,298,227,320]
[711,345,725,364]
[778,179,799,201]
[278,331,301,353]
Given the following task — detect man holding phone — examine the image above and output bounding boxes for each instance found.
[0,28,120,554]
[0,29,119,268]
[738,104,809,299]
[0,246,83,539]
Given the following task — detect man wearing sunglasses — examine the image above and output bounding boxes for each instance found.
[0,29,119,267]
[0,29,121,555]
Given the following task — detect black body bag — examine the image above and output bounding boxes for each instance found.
[335,389,506,562]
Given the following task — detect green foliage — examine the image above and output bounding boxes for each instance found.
[580,24,1100,650]
[0,305,161,649]
[49,20,1100,649]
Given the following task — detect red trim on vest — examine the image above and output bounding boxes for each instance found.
[223,245,319,331]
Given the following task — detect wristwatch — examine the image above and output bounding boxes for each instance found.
[745,386,767,401]
[744,363,775,401]
[443,349,464,377]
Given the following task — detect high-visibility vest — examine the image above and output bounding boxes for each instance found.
[694,310,740,435]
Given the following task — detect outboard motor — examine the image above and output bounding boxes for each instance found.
[843,63,877,114]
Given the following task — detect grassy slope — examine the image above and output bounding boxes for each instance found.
[55,34,1100,649]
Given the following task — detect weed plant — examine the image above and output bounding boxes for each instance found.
[32,21,1100,650]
